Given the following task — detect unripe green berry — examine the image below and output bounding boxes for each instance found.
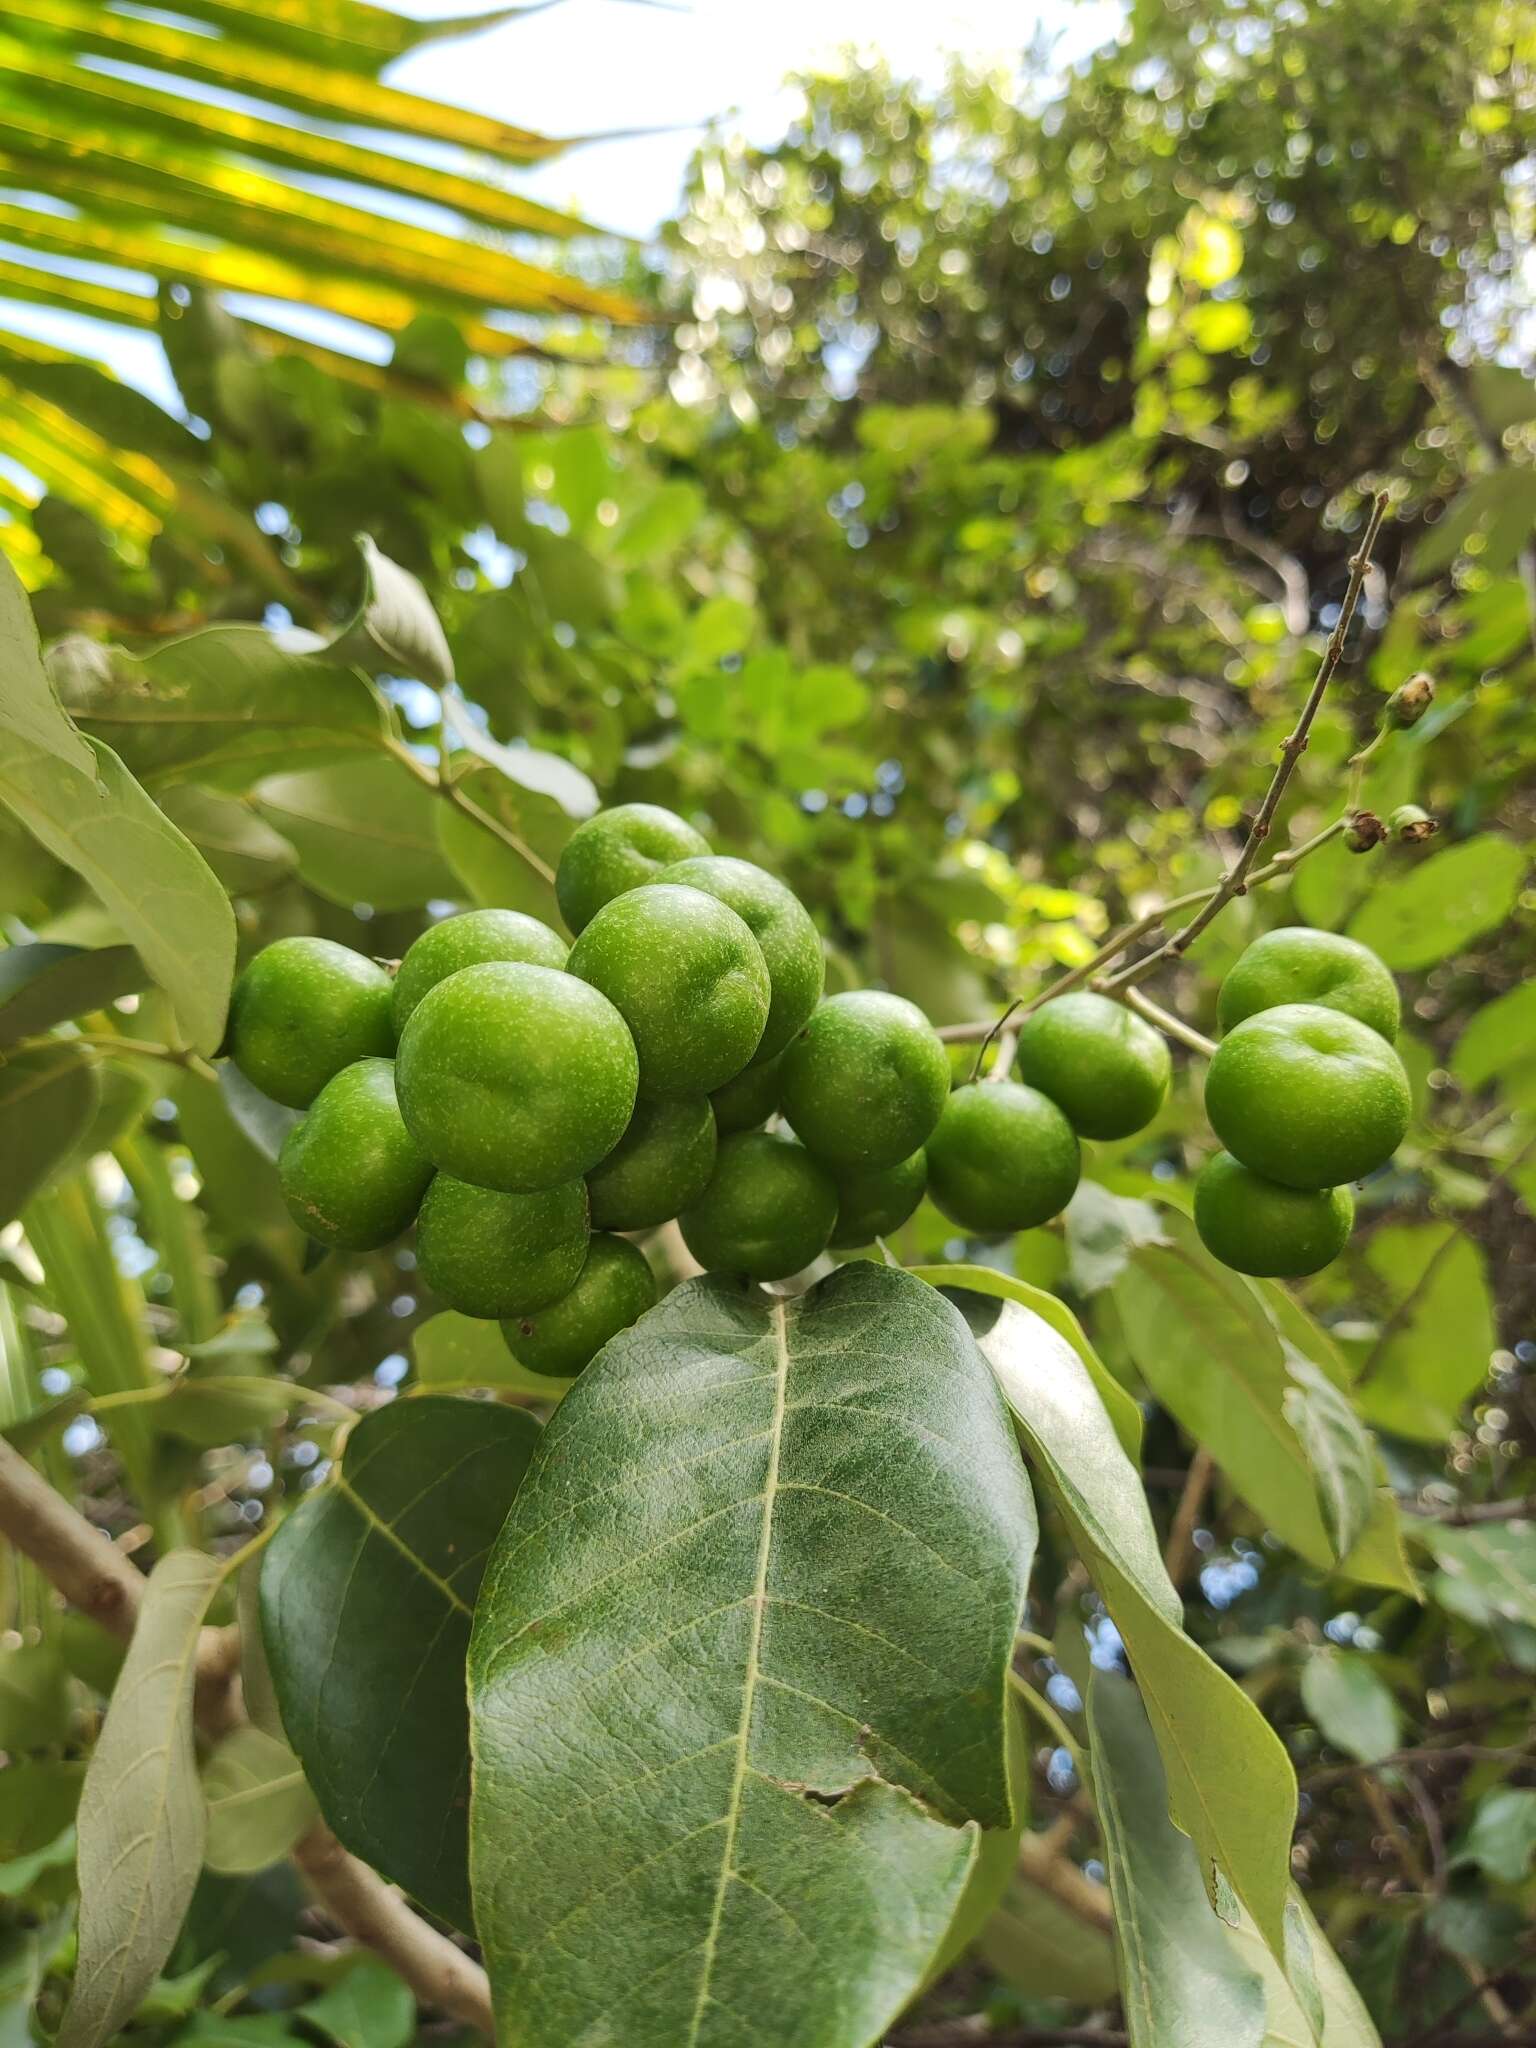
[925,1081,1080,1236]
[1014,990,1170,1140]
[555,802,708,934]
[830,1150,927,1249]
[395,962,636,1192]
[501,1233,656,1378]
[279,1058,431,1250]
[658,855,824,1062]
[1194,1153,1353,1278]
[417,1173,588,1319]
[227,937,392,1109]
[392,909,566,1033]
[567,884,770,1098]
[586,1095,716,1231]
[779,990,948,1172]
[679,1131,838,1281]
[711,1052,783,1135]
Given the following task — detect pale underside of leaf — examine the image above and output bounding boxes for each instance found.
[470,1265,1036,2048]
[59,1550,222,2048]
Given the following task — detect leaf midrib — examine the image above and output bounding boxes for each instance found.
[686,1297,790,2044]
[331,1471,469,1615]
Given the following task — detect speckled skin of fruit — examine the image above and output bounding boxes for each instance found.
[1014,989,1171,1140]
[554,802,709,934]
[830,1149,928,1249]
[657,855,824,1063]
[501,1233,656,1378]
[586,1094,716,1230]
[227,936,392,1109]
[711,1052,783,1135]
[416,1172,588,1319]
[395,961,636,1192]
[1204,1001,1410,1189]
[778,990,949,1172]
[1194,1151,1354,1277]
[926,1081,1081,1235]
[391,908,567,1033]
[278,1058,431,1250]
[679,1130,838,1281]
[1217,927,1401,1041]
[566,885,770,1098]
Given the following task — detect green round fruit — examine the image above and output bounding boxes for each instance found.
[227,936,392,1109]
[500,1233,656,1378]
[586,1094,716,1230]
[926,1081,1081,1235]
[566,885,770,1098]
[278,1058,431,1250]
[679,1131,838,1280]
[830,1150,927,1249]
[658,855,824,1062]
[1014,990,1171,1140]
[555,802,709,934]
[1204,1002,1411,1190]
[1217,927,1400,1041]
[392,909,566,1033]
[395,962,636,1192]
[711,1052,783,1136]
[778,990,949,1172]
[1194,1151,1353,1278]
[416,1173,588,1319]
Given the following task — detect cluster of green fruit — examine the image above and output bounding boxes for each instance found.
[1192,926,1410,1278]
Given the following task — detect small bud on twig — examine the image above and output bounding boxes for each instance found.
[1345,810,1386,853]
[1383,672,1435,730]
[1389,803,1439,845]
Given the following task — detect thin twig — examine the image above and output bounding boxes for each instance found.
[1100,493,1390,994]
[0,1436,493,2033]
[1113,985,1217,1058]
[1397,1494,1536,1526]
[1163,1448,1215,1589]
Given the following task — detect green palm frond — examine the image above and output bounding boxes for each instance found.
[0,0,642,587]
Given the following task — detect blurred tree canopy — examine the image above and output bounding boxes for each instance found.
[1,0,1535,2041]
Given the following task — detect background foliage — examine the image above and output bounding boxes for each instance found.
[1,0,1534,2042]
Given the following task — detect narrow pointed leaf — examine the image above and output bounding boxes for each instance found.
[59,1551,222,2048]
[1086,1667,1266,2048]
[328,538,453,688]
[164,0,551,71]
[260,1397,540,1931]
[469,1263,1036,2047]
[951,1281,1298,1967]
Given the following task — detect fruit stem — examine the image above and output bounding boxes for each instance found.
[1099,489,1391,995]
[1106,985,1217,1059]
[8,1031,219,1082]
[381,735,558,886]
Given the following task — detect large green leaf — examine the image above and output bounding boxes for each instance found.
[432,764,571,928]
[253,756,460,912]
[59,1551,222,2048]
[0,549,92,771]
[0,1045,99,1224]
[1346,836,1527,971]
[0,942,144,1049]
[1298,1652,1399,1766]
[951,1281,1298,1967]
[469,1263,1036,2048]
[260,1396,540,1932]
[60,627,386,790]
[1225,1896,1383,2047]
[1112,1217,1403,1585]
[1086,1667,1266,2048]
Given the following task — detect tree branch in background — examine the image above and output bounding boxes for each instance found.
[0,1436,495,2037]
[1100,491,1391,995]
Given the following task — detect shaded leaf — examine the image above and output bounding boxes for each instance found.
[1347,836,1527,972]
[441,686,599,820]
[0,942,144,1049]
[1416,1521,1536,1629]
[261,1397,540,1930]
[1280,1349,1376,1565]
[254,755,460,912]
[1352,1224,1494,1444]
[954,1281,1298,1964]
[302,1957,414,2048]
[215,1066,302,1169]
[0,1044,99,1224]
[1086,1666,1266,2048]
[1450,980,1536,1100]
[1453,1787,1536,1885]
[202,1726,317,1876]
[433,763,570,928]
[909,1261,1142,1458]
[1225,1896,1382,2046]
[412,1307,575,1399]
[1299,1653,1399,1765]
[1063,1179,1166,1296]
[977,1874,1119,2005]
[59,1551,222,2048]
[0,544,92,772]
[469,1264,1036,2046]
[327,536,452,687]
